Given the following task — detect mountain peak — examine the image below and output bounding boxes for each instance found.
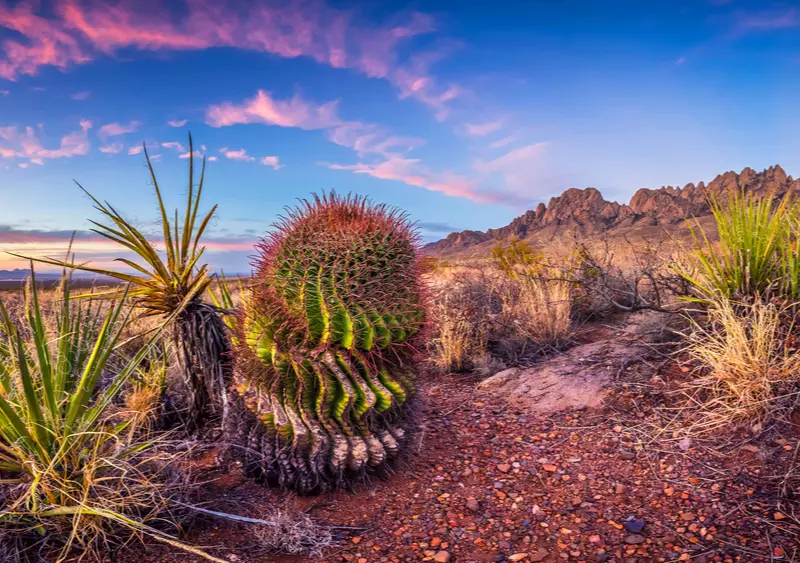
[425,165,800,257]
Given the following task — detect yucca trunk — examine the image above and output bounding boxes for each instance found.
[225,193,427,492]
[174,300,231,433]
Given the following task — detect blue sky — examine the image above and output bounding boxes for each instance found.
[1,0,799,272]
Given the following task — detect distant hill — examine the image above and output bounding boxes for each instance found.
[0,269,120,289]
[423,165,793,258]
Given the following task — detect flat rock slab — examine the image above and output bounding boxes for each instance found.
[478,335,647,412]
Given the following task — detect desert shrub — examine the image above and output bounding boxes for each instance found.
[429,268,497,373]
[681,188,800,301]
[492,240,573,350]
[0,274,218,562]
[681,297,800,433]
[570,240,687,319]
[224,193,427,492]
[492,238,543,275]
[21,135,230,432]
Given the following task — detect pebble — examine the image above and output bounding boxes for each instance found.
[624,534,646,545]
[433,551,451,563]
[508,554,528,562]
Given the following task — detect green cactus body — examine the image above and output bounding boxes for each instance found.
[227,193,426,492]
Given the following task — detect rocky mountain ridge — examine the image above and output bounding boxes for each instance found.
[424,165,796,257]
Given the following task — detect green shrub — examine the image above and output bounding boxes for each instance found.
[0,272,221,562]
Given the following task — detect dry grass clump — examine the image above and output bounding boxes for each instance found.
[681,297,800,433]
[251,507,335,556]
[428,267,497,373]
[428,241,576,373]
[499,265,572,351]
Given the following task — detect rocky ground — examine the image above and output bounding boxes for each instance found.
[120,331,799,563]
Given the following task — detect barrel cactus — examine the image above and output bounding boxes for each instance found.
[226,192,427,492]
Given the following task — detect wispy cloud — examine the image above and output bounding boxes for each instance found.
[219,147,255,162]
[0,0,459,115]
[209,89,521,204]
[260,155,282,169]
[128,145,143,155]
[464,120,503,137]
[179,150,202,159]
[735,8,798,31]
[475,142,549,193]
[207,90,340,129]
[0,120,92,165]
[167,119,187,127]
[161,141,186,152]
[325,157,526,205]
[98,120,140,138]
[70,90,91,100]
[0,90,9,96]
[489,136,515,149]
[98,142,123,154]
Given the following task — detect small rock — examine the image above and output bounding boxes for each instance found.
[625,534,646,545]
[619,451,635,460]
[542,464,557,472]
[466,497,479,512]
[434,551,451,563]
[508,554,528,562]
[589,534,601,543]
[680,512,696,521]
[624,517,646,533]
[529,549,550,562]
[498,463,511,473]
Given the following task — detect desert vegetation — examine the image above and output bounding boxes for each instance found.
[1,149,799,561]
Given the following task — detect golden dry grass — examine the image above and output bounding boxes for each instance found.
[682,297,800,432]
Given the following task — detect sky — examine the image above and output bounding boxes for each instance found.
[2,0,800,273]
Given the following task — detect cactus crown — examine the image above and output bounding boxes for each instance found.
[248,192,424,367]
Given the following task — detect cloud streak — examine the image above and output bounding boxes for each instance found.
[98,120,140,137]
[0,0,459,114]
[0,120,92,164]
[210,89,525,204]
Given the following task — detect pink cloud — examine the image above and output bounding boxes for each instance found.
[464,120,503,137]
[70,90,91,100]
[326,156,524,205]
[208,155,218,162]
[0,90,9,96]
[128,145,143,155]
[220,147,255,162]
[260,156,282,169]
[179,150,202,159]
[161,141,186,152]
[0,0,458,114]
[207,90,341,129]
[475,143,549,192]
[168,119,187,127]
[489,136,515,149]
[0,120,92,164]
[98,120,140,137]
[98,142,123,154]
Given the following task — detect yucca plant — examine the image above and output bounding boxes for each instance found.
[17,135,230,431]
[225,193,427,492]
[679,188,796,301]
[0,270,223,562]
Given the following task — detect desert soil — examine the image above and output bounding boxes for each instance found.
[119,328,799,563]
